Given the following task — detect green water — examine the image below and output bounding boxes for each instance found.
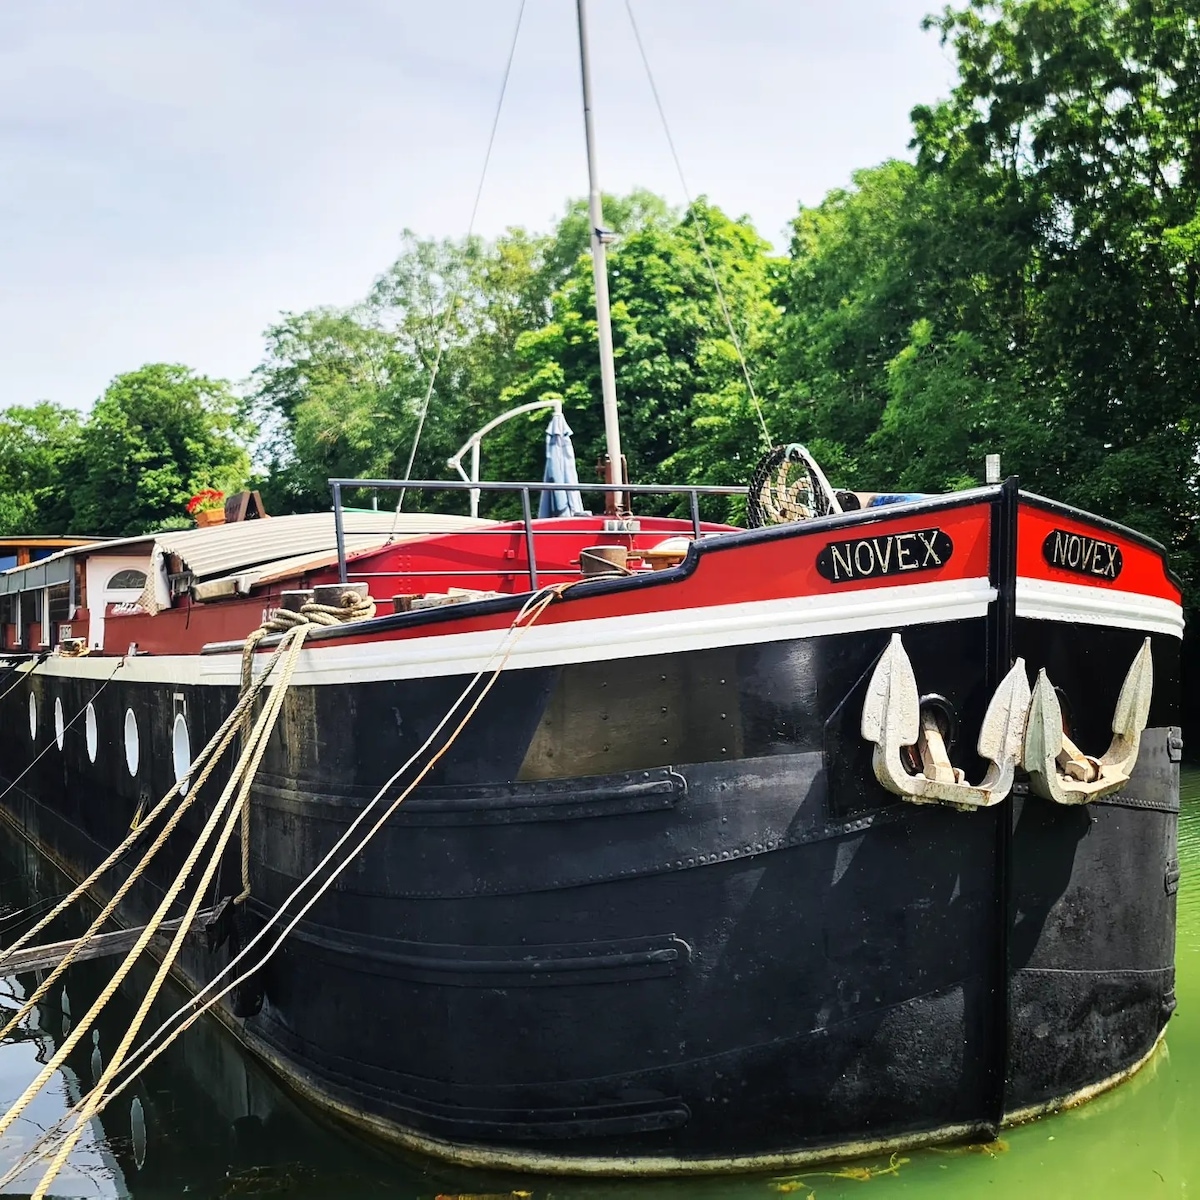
[2,775,1199,1199]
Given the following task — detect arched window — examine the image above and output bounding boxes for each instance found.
[107,569,147,591]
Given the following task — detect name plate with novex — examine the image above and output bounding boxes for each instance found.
[1042,528,1123,581]
[816,528,953,583]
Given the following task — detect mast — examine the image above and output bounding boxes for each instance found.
[575,0,625,509]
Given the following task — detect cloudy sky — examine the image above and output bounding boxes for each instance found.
[0,0,957,411]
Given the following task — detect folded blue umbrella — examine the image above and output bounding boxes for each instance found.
[538,410,587,518]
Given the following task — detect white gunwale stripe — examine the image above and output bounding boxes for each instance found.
[1016,577,1183,638]
[218,577,994,687]
[23,577,996,688]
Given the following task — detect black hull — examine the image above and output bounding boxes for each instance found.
[0,492,1181,1173]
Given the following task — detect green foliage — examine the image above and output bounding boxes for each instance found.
[913,0,1200,591]
[68,364,251,536]
[497,198,781,521]
[769,0,1200,601]
[0,403,81,535]
[251,307,416,513]
[249,191,719,519]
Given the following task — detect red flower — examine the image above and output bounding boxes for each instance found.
[186,489,225,515]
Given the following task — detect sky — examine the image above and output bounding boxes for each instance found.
[0,0,958,412]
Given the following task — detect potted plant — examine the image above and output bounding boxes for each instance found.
[187,489,226,527]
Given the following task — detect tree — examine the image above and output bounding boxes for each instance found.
[773,157,1046,495]
[773,0,1200,600]
[498,199,782,520]
[252,232,549,516]
[915,0,1200,593]
[251,194,693,518]
[251,308,415,513]
[69,364,251,536]
[0,403,81,534]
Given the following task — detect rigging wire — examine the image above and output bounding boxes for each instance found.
[0,660,124,815]
[391,0,527,528]
[622,0,772,448]
[0,653,45,708]
[0,894,72,936]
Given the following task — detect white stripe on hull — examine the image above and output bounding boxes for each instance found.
[24,578,996,688]
[1015,578,1183,638]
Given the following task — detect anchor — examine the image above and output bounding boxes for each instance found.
[1023,637,1153,805]
[861,633,1032,811]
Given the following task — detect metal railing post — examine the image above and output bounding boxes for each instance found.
[689,490,701,541]
[469,441,481,519]
[520,487,538,591]
[332,483,348,584]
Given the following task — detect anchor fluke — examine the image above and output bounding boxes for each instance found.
[976,657,1034,783]
[861,633,920,753]
[861,633,1031,811]
[1111,636,1154,751]
[1023,637,1153,804]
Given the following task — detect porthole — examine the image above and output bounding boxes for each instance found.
[28,694,36,741]
[54,698,65,751]
[123,709,140,777]
[171,714,191,796]
[85,704,98,763]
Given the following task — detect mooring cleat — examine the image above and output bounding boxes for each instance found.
[1023,638,1153,805]
[861,633,1031,810]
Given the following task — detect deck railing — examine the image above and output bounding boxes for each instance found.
[329,478,748,591]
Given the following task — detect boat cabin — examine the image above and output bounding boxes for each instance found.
[0,536,105,652]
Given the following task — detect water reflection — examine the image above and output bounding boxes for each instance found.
[1,778,1198,1199]
[0,833,440,1198]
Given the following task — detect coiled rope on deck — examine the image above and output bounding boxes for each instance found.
[261,589,377,632]
[5,582,577,1195]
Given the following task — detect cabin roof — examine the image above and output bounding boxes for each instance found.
[0,511,488,597]
[147,511,485,581]
[199,535,424,593]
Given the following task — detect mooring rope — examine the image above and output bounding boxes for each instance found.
[112,583,567,1070]
[233,588,377,905]
[4,625,312,1199]
[0,589,381,1191]
[37,626,314,1185]
[1,583,384,1190]
[0,642,302,1040]
[0,638,297,970]
[3,582,576,1191]
[0,626,311,1149]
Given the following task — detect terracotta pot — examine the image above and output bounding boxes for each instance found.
[194,508,225,527]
